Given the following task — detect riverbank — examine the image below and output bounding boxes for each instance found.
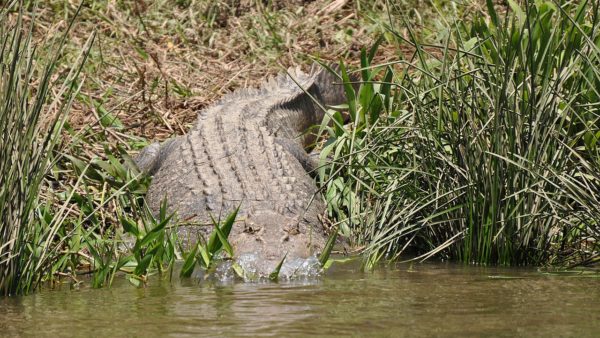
[1,0,598,295]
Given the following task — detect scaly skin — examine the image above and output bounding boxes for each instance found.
[136,66,348,276]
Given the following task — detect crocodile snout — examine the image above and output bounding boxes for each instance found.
[230,210,324,278]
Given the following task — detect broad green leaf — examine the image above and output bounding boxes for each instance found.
[96,104,124,130]
[134,254,153,275]
[213,222,234,257]
[508,0,525,24]
[207,206,239,255]
[138,214,172,248]
[120,216,140,238]
[180,244,199,278]
[198,245,211,268]
[339,60,357,123]
[127,274,142,287]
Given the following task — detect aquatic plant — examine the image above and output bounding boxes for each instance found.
[319,0,600,267]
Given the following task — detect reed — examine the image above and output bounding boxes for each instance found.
[0,1,91,295]
[319,0,600,268]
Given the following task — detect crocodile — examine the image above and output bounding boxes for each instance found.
[135,65,349,277]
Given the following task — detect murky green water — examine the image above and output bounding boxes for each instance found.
[1,260,599,337]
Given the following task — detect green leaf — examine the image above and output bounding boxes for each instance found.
[138,214,172,248]
[339,60,357,123]
[119,146,141,176]
[507,0,525,24]
[381,66,394,112]
[127,274,142,287]
[463,37,479,52]
[117,256,136,273]
[94,160,119,179]
[134,254,153,275]
[107,154,127,180]
[96,103,124,130]
[207,206,239,255]
[323,257,354,270]
[198,245,211,268]
[232,263,245,279]
[120,216,140,238]
[134,45,149,60]
[159,197,169,223]
[319,227,338,266]
[367,35,384,63]
[213,222,234,257]
[180,244,199,278]
[269,253,287,281]
[486,0,500,28]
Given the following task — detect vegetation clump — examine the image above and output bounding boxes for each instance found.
[319,0,600,268]
[0,1,90,295]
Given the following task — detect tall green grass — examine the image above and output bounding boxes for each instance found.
[0,1,92,295]
[0,1,193,295]
[320,0,600,268]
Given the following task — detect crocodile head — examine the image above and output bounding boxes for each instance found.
[230,210,325,280]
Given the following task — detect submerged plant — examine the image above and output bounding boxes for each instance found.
[320,0,600,268]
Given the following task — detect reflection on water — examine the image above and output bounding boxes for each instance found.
[1,260,599,337]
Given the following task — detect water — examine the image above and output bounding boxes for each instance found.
[1,260,599,337]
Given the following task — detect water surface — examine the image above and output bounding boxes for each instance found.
[1,261,599,337]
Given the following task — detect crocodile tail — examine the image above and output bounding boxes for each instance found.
[312,63,359,108]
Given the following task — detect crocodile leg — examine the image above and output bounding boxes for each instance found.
[135,137,182,176]
[275,138,320,175]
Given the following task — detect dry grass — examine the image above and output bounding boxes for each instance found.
[31,1,391,144]
[30,0,490,144]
